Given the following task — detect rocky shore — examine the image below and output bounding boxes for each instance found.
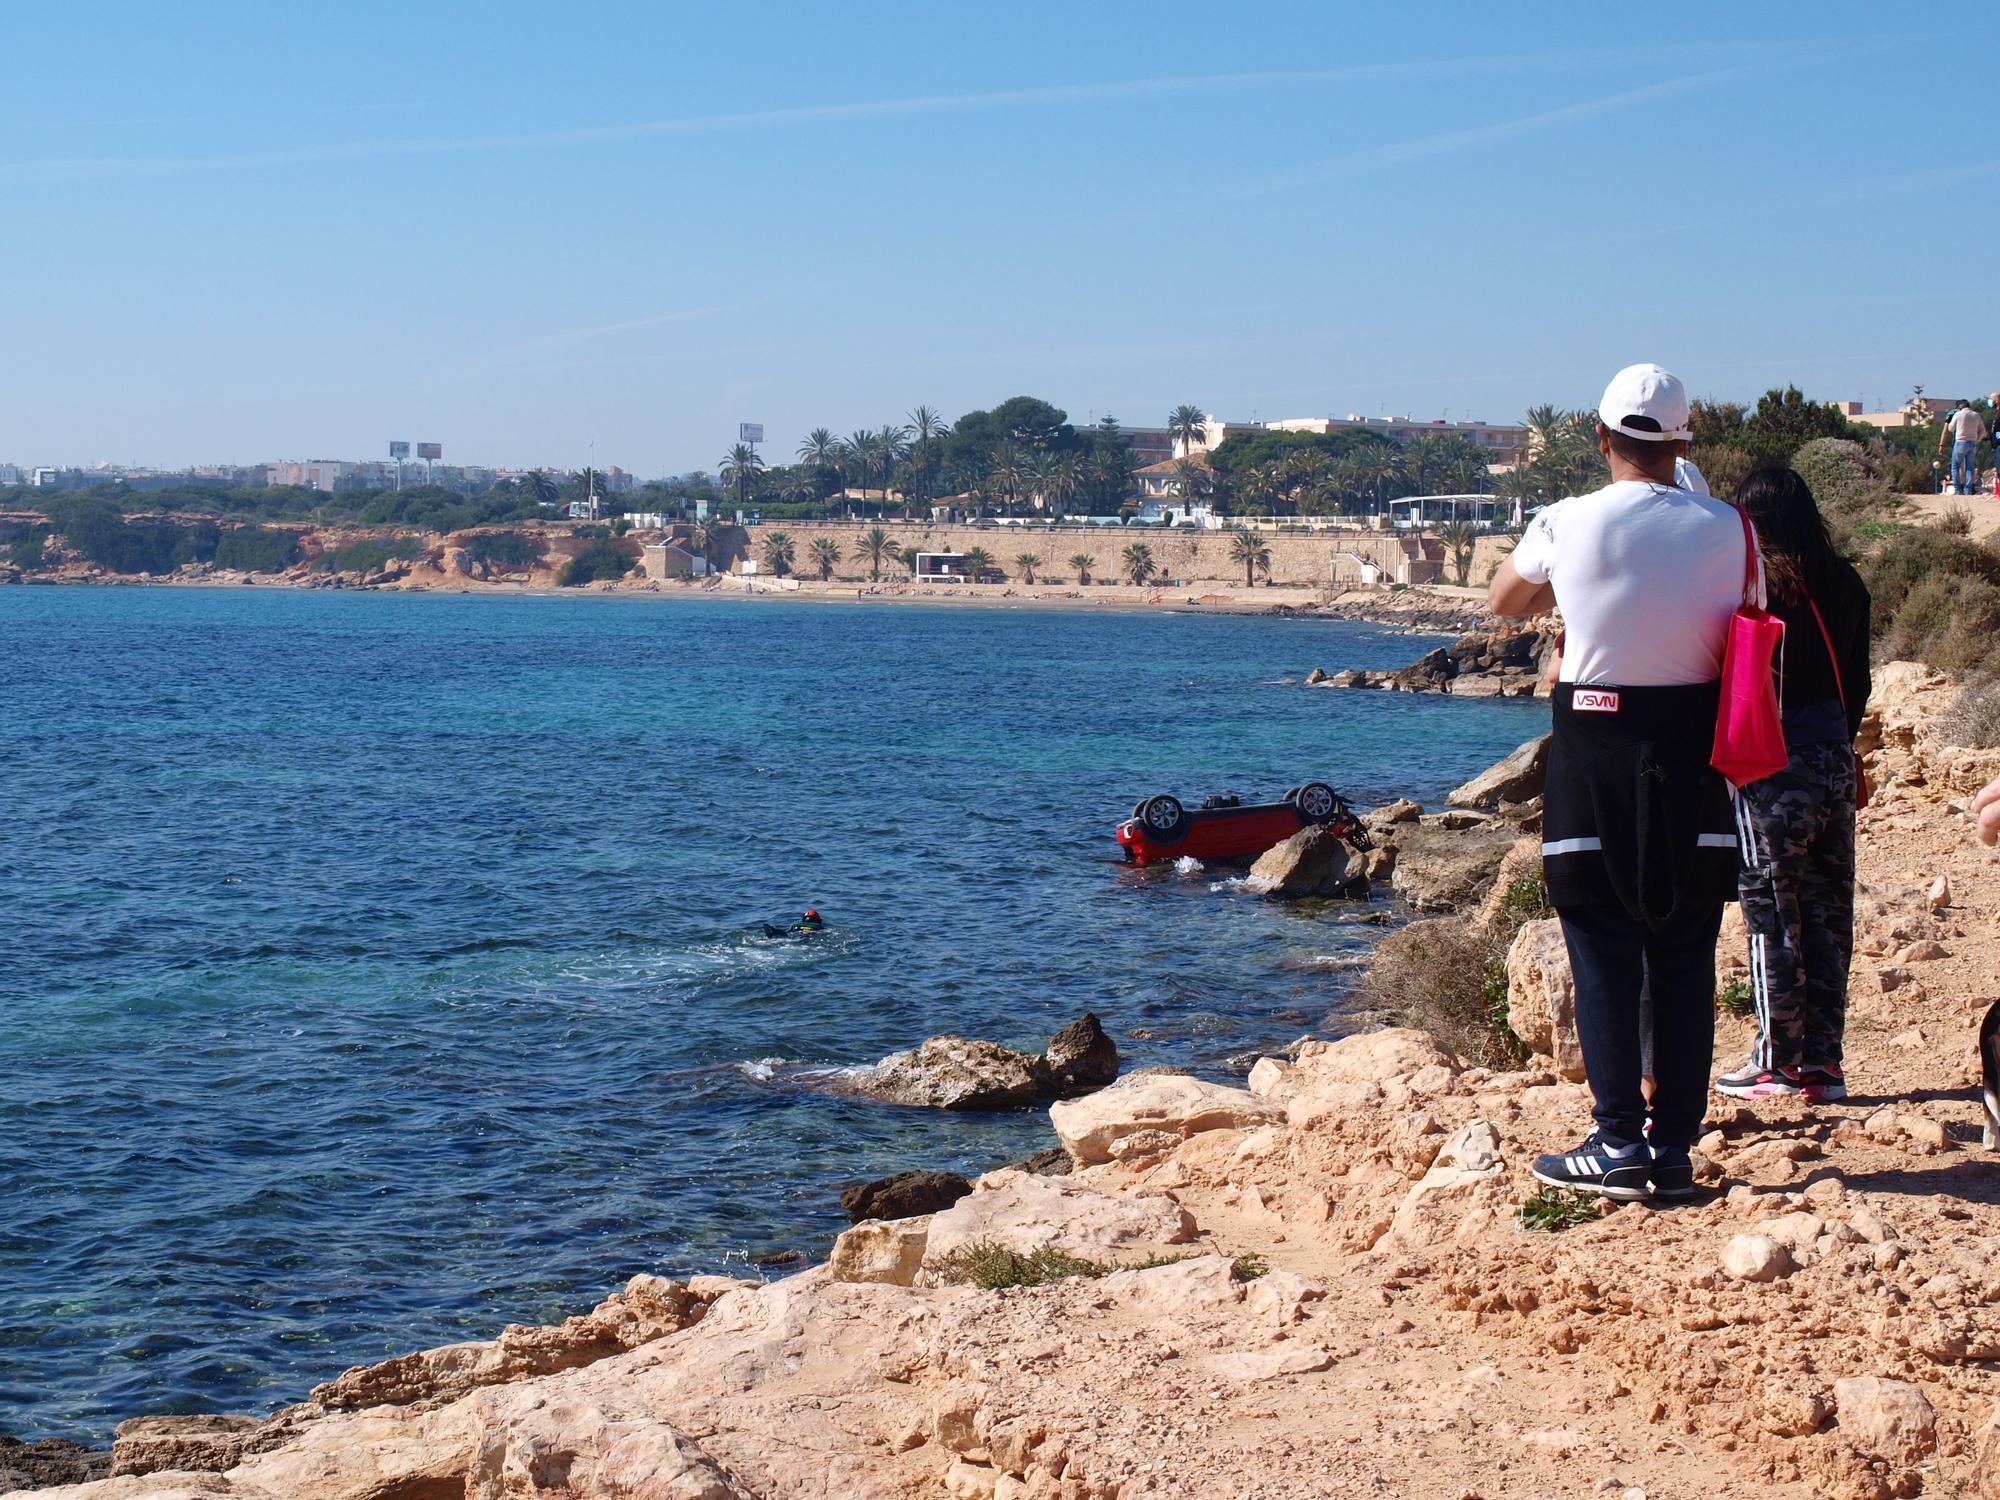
[1302,621,1558,698]
[12,665,2000,1500]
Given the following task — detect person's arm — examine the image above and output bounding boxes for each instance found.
[1488,557,1555,617]
[1974,776,2000,846]
[1491,503,1560,618]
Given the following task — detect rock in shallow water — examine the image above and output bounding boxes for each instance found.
[852,1014,1121,1110]
[840,1170,973,1223]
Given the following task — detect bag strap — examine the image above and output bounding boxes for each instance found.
[1733,504,1759,607]
[1805,591,1847,713]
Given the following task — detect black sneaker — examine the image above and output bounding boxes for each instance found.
[1531,1134,1653,1201]
[1649,1145,1696,1202]
[1797,1064,1847,1103]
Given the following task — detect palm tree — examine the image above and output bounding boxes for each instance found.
[987,446,1026,516]
[856,525,895,581]
[1228,530,1271,587]
[720,444,764,514]
[907,405,949,516]
[686,518,720,570]
[960,545,994,583]
[1013,552,1043,584]
[808,536,841,581]
[1121,541,1155,585]
[1171,457,1210,504]
[878,422,910,507]
[1024,451,1060,514]
[1049,451,1083,518]
[520,468,560,507]
[842,430,876,502]
[797,427,840,501]
[759,530,795,577]
[1438,518,1478,586]
[899,545,922,577]
[1168,404,1208,458]
[1069,552,1094,584]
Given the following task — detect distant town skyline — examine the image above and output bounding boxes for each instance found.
[3,3,1987,473]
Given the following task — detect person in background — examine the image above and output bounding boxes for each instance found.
[1940,399,1988,496]
[1489,362,1748,1203]
[1715,468,1871,1104]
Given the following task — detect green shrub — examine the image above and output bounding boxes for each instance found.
[929,1242,1263,1290]
[5,524,48,569]
[212,527,301,572]
[315,536,421,574]
[1884,574,2000,672]
[1860,527,2000,630]
[1518,1187,1603,1233]
[461,531,541,570]
[557,540,635,586]
[1716,979,1755,1018]
[1792,438,1884,511]
[43,496,219,574]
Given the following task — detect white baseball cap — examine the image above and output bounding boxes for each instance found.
[1598,362,1692,443]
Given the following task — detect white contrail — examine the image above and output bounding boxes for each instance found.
[0,47,1775,183]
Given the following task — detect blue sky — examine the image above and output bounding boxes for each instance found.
[3,1,1990,475]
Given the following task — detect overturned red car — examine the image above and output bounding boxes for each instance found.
[1115,782,1372,866]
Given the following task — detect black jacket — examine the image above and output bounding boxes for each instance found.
[1542,681,1740,928]
[1773,558,1871,741]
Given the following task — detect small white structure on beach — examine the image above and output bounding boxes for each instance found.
[915,551,1003,583]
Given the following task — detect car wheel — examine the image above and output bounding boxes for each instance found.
[1140,794,1185,836]
[1294,782,1338,821]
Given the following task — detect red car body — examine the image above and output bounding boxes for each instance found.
[1115,783,1371,866]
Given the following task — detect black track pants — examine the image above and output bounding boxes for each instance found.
[1558,899,1725,1152]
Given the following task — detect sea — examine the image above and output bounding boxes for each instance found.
[0,584,1545,1441]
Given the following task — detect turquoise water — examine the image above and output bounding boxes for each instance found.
[0,586,1544,1439]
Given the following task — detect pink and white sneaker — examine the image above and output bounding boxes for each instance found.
[1715,1061,1804,1099]
[1797,1064,1847,1103]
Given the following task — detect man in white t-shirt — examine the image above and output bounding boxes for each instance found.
[1487,362,1750,1204]
[1940,400,1988,496]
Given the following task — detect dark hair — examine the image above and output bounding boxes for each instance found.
[1601,425,1679,478]
[1735,465,1841,605]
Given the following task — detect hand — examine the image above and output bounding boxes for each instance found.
[1973,776,2000,847]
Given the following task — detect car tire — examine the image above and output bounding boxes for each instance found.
[1139,794,1186,839]
[1294,782,1339,821]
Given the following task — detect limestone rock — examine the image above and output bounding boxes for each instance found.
[1203,1347,1336,1381]
[854,1036,1050,1110]
[1722,1234,1794,1282]
[1506,919,1585,1082]
[466,1399,756,1499]
[0,1436,111,1492]
[1928,874,1952,910]
[1387,1119,1506,1247]
[1303,666,1327,685]
[1367,798,1423,828]
[919,1170,1194,1277]
[1043,1012,1119,1093]
[310,1274,710,1411]
[1392,647,1457,692]
[1832,1377,1937,1467]
[1049,1073,1284,1166]
[111,1417,261,1479]
[1384,816,1522,912]
[1244,825,1367,898]
[1098,1255,1244,1311]
[841,1170,972,1223]
[829,1215,932,1286]
[1976,1402,2000,1499]
[1447,735,1550,810]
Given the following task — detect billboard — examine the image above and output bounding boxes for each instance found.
[388,441,410,460]
[738,423,763,445]
[417,442,442,461]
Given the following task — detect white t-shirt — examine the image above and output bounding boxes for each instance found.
[1674,456,1710,495]
[1513,479,1751,687]
[1947,407,1988,443]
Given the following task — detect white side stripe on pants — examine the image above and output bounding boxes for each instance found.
[1732,786,1773,1068]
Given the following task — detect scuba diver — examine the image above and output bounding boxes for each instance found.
[761,908,825,940]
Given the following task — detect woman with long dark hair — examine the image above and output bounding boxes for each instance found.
[1717,466,1872,1104]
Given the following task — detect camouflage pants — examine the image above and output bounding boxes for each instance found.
[1735,741,1858,1068]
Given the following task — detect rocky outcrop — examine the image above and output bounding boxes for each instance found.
[1308,624,1552,698]
[310,1274,723,1413]
[1833,1376,1938,1467]
[918,1171,1197,1280]
[828,1215,932,1286]
[840,1170,971,1223]
[1049,1073,1284,1166]
[1243,825,1368,899]
[111,1419,259,1480]
[853,1014,1120,1110]
[1379,814,1524,912]
[1043,1013,1119,1093]
[0,1438,108,1492]
[1504,917,1584,1081]
[1445,734,1549,809]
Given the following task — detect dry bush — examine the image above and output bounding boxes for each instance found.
[1941,667,2000,749]
[1937,505,1975,536]
[1362,916,1523,1069]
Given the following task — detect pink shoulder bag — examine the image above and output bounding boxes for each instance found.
[1711,506,1788,787]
